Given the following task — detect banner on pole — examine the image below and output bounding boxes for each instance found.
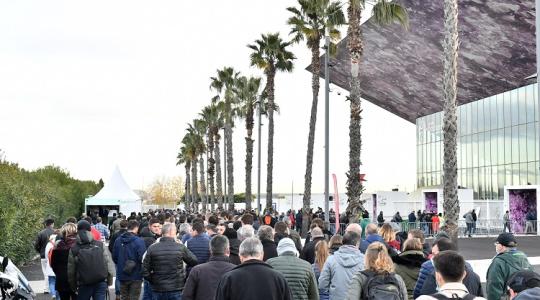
[332,174,340,233]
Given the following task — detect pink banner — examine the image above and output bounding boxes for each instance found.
[332,174,340,233]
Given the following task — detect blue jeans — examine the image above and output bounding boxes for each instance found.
[77,281,107,300]
[152,291,182,300]
[115,278,120,295]
[142,280,154,300]
[48,276,56,298]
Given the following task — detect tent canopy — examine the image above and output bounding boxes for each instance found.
[86,166,141,208]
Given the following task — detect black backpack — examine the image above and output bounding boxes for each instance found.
[71,241,108,285]
[430,293,476,300]
[360,270,403,300]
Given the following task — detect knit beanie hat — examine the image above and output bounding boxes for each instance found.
[277,238,298,257]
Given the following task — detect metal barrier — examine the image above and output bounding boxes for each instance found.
[327,220,539,238]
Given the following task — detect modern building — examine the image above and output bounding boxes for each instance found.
[311,0,538,221]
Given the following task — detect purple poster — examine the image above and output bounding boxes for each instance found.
[425,192,438,214]
[509,189,537,233]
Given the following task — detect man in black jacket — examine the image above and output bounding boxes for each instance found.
[215,237,292,300]
[108,219,128,299]
[34,218,55,294]
[183,235,235,300]
[142,223,197,300]
[301,227,325,264]
[258,225,277,261]
[139,218,162,248]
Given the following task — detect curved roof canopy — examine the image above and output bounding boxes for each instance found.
[86,166,140,205]
[310,0,536,122]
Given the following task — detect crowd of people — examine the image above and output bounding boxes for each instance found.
[33,208,540,300]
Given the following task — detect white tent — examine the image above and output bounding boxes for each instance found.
[85,166,142,215]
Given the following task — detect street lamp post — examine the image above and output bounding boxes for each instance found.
[257,99,262,214]
[324,34,330,223]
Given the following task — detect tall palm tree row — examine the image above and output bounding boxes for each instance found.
[287,0,345,233]
[442,0,460,244]
[182,126,200,212]
[211,67,239,211]
[248,33,295,213]
[194,119,209,213]
[200,103,221,212]
[176,147,191,209]
[344,0,408,223]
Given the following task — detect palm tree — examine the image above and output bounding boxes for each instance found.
[210,67,239,211]
[248,33,295,213]
[345,0,408,224]
[194,119,208,213]
[182,128,199,212]
[287,0,345,234]
[200,103,222,212]
[176,146,191,210]
[442,0,459,244]
[234,75,262,211]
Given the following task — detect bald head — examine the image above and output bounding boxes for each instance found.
[366,223,378,235]
[345,223,362,236]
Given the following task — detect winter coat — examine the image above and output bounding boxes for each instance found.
[312,263,329,300]
[388,240,401,252]
[215,259,293,300]
[142,236,198,292]
[318,245,364,300]
[345,271,408,300]
[465,212,474,223]
[486,250,533,300]
[111,218,123,234]
[359,234,385,253]
[35,227,54,258]
[44,240,56,277]
[303,237,326,264]
[360,219,371,239]
[51,235,77,292]
[109,228,127,254]
[228,238,241,265]
[182,255,235,300]
[393,250,427,299]
[415,260,484,299]
[515,287,540,300]
[139,226,160,249]
[67,230,115,290]
[267,253,319,300]
[261,238,278,261]
[185,234,211,265]
[408,213,417,223]
[274,230,303,254]
[112,232,146,281]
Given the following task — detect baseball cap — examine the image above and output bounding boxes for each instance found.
[507,270,540,293]
[495,233,517,247]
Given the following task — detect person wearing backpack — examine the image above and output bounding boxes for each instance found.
[346,242,407,300]
[416,250,485,300]
[112,220,146,300]
[67,220,114,300]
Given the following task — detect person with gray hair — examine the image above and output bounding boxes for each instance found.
[216,237,293,300]
[142,222,198,299]
[183,235,235,300]
[258,225,278,261]
[237,224,255,241]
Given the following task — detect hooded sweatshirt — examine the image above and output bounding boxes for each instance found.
[318,245,364,300]
[112,232,146,281]
[515,287,540,300]
[487,249,533,300]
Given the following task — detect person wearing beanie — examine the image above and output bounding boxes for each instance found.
[487,233,533,300]
[267,238,319,300]
[507,270,540,300]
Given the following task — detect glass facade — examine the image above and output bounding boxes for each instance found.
[416,83,539,200]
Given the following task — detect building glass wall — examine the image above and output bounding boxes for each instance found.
[416,83,539,200]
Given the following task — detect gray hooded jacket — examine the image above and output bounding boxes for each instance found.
[318,245,364,300]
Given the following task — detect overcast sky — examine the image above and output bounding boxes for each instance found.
[0,0,416,195]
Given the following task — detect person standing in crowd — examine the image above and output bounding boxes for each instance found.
[183,235,235,300]
[223,227,241,265]
[296,210,303,234]
[346,242,408,300]
[112,220,146,300]
[392,212,403,223]
[67,220,114,300]
[108,219,127,299]
[525,211,536,234]
[360,212,371,239]
[267,238,319,300]
[51,223,78,300]
[258,225,278,261]
[142,223,198,300]
[408,211,417,230]
[139,218,162,249]
[206,224,219,237]
[431,213,440,234]
[215,237,293,300]
[471,209,478,235]
[359,223,385,253]
[108,213,118,232]
[274,221,303,254]
[506,270,540,300]
[393,238,427,299]
[416,251,485,300]
[44,231,58,300]
[93,217,110,242]
[408,229,431,257]
[237,224,256,241]
[377,211,385,227]
[464,210,474,238]
[487,233,533,300]
[380,223,401,252]
[503,211,512,233]
[312,240,330,300]
[303,227,326,264]
[35,218,55,294]
[328,235,343,254]
[319,231,364,300]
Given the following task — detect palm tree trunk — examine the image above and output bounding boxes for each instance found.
[207,135,216,212]
[214,133,224,210]
[266,68,276,213]
[442,0,460,245]
[185,162,191,211]
[345,2,364,224]
[226,122,235,211]
[302,42,320,235]
[245,104,254,211]
[191,158,199,213]
[199,154,208,213]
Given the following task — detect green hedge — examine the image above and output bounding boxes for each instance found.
[0,162,100,265]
